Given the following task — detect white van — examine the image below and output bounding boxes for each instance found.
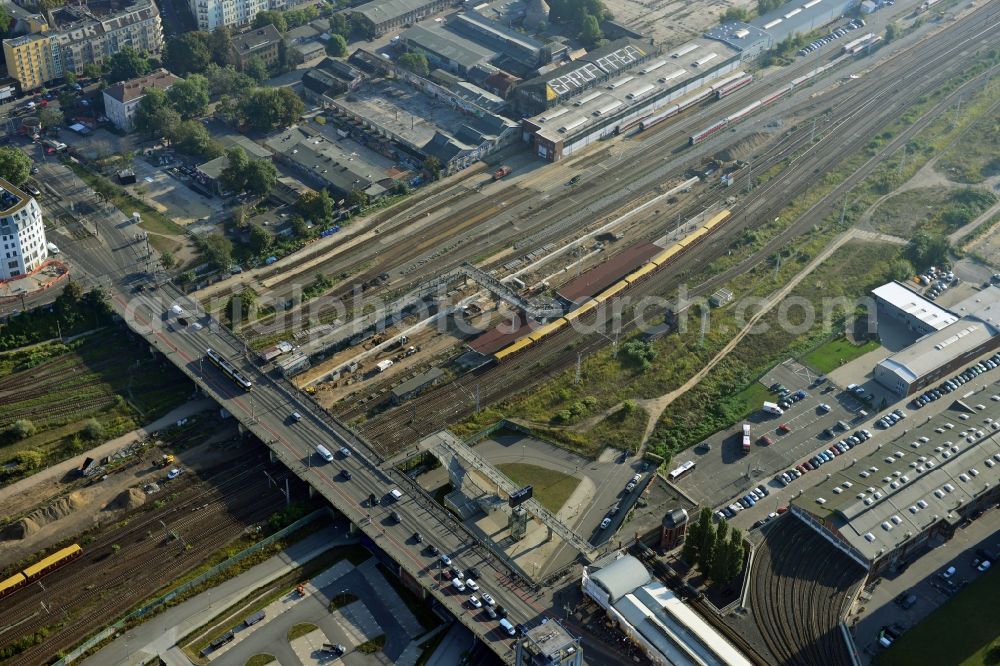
[451,578,466,592]
[498,618,516,636]
[46,242,60,254]
[388,488,403,502]
[316,445,334,463]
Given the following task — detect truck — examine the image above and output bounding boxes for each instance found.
[762,401,784,416]
[742,424,751,453]
[493,166,512,180]
[375,359,394,373]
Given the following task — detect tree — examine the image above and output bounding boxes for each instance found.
[906,232,951,268]
[63,71,77,86]
[220,146,251,193]
[887,258,915,282]
[82,418,104,441]
[107,46,151,83]
[296,189,334,222]
[17,448,45,471]
[346,188,368,209]
[423,155,441,180]
[6,419,36,440]
[58,91,76,111]
[326,34,348,57]
[249,224,273,254]
[580,14,602,47]
[205,64,255,98]
[757,0,783,13]
[253,11,287,33]
[161,251,175,269]
[398,52,429,76]
[352,14,377,40]
[209,26,237,67]
[681,508,702,564]
[39,107,63,129]
[328,13,349,38]
[0,146,32,186]
[199,234,233,270]
[277,40,303,73]
[82,62,103,80]
[229,287,258,322]
[290,215,311,238]
[724,526,745,584]
[244,56,270,83]
[237,87,304,131]
[285,6,319,28]
[709,520,730,582]
[170,120,222,159]
[164,32,212,76]
[885,21,899,42]
[696,507,716,573]
[167,74,210,118]
[245,159,277,198]
[134,88,181,137]
[0,6,12,35]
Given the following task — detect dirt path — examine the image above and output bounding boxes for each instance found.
[950,183,1000,246]
[0,398,215,518]
[632,228,900,448]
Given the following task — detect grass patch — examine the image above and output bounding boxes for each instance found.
[287,623,318,641]
[497,462,581,513]
[587,403,649,454]
[936,101,1000,184]
[328,591,358,612]
[800,337,882,373]
[63,159,187,237]
[374,562,442,631]
[245,655,275,666]
[876,569,1000,666]
[356,634,386,654]
[870,187,997,237]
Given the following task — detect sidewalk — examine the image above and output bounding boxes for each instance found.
[82,525,352,666]
[0,398,215,509]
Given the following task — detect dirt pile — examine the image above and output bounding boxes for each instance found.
[0,492,88,541]
[106,487,146,511]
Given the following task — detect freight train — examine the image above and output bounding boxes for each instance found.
[0,544,83,599]
[493,209,731,362]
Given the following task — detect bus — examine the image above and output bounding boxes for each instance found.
[667,460,696,481]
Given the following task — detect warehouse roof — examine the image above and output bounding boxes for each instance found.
[704,21,772,52]
[400,23,494,71]
[353,0,437,25]
[391,368,444,399]
[877,320,997,384]
[795,399,1000,563]
[872,281,957,331]
[752,0,855,42]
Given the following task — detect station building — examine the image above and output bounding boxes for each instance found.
[792,398,1000,580]
[582,554,753,666]
[519,38,740,161]
[873,285,1000,396]
[351,0,457,37]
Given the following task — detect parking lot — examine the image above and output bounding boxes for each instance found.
[676,359,870,508]
[127,156,223,225]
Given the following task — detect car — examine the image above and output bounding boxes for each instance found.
[495,605,508,619]
[413,532,423,543]
[740,497,751,508]
[167,468,182,479]
[778,423,791,433]
[485,605,498,619]
[450,566,463,579]
[979,560,992,572]
[468,566,482,580]
[290,411,302,422]
[600,517,612,529]
[469,595,482,608]
[481,592,495,606]
[757,484,769,496]
[339,469,352,480]
[853,386,866,396]
[779,401,790,409]
[390,511,401,524]
[427,544,439,556]
[818,403,832,413]
[465,578,479,591]
[759,435,773,446]
[339,447,351,457]
[724,506,736,517]
[894,409,907,419]
[796,464,808,474]
[940,565,957,579]
[440,554,452,566]
[776,475,788,487]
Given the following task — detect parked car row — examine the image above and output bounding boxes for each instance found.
[718,484,771,519]
[775,467,802,487]
[801,429,873,471]
[877,408,907,429]
[913,354,1000,408]
[797,19,865,56]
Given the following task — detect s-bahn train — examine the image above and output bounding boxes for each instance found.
[0,544,83,600]
[206,348,253,390]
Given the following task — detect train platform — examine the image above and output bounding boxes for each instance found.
[558,241,660,304]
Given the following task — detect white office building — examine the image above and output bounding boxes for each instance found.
[190,0,268,31]
[0,179,48,281]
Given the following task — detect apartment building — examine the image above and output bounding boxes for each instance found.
[0,178,48,281]
[2,33,62,91]
[190,0,269,32]
[230,23,281,69]
[103,68,179,130]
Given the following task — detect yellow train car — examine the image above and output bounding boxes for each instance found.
[22,544,82,580]
[596,280,630,303]
[624,262,659,284]
[678,226,709,248]
[564,299,599,323]
[702,209,731,232]
[0,572,27,599]
[494,335,537,363]
[651,243,683,267]
[528,318,568,343]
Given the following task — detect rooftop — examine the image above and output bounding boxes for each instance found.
[391,368,444,398]
[231,24,282,54]
[587,554,650,603]
[751,0,856,42]
[519,620,579,664]
[872,281,958,330]
[400,23,495,71]
[558,242,661,303]
[0,178,27,215]
[703,21,772,51]
[526,38,740,144]
[102,68,179,104]
[794,395,1000,563]
[519,38,651,100]
[353,0,438,25]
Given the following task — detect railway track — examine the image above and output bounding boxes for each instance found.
[351,3,1000,456]
[0,459,290,664]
